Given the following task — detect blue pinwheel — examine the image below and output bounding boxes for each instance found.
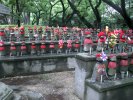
[100,51,108,61]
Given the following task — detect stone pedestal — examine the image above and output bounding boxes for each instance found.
[85,78,133,100]
[75,52,133,100]
[75,53,96,100]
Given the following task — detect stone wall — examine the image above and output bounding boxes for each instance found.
[0,54,77,78]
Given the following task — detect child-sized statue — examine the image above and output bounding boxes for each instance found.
[30,41,37,55]
[40,42,46,55]
[10,42,17,56]
[57,38,64,54]
[20,41,27,56]
[66,36,72,54]
[96,32,106,52]
[19,26,25,41]
[0,41,5,56]
[119,53,129,78]
[90,52,107,83]
[107,54,117,80]
[83,32,93,55]
[28,27,34,41]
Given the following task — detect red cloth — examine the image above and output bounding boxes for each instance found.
[97,64,105,74]
[85,31,90,35]
[49,44,55,49]
[40,45,46,49]
[127,40,133,44]
[0,32,5,36]
[31,45,36,49]
[84,38,93,45]
[100,36,106,42]
[120,60,128,66]
[119,31,126,42]
[10,46,16,50]
[108,62,117,69]
[130,59,133,65]
[0,46,5,51]
[21,46,27,50]
[74,43,80,48]
[58,40,64,49]
[98,32,105,37]
[67,40,72,48]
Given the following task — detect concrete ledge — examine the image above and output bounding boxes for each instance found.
[0,53,76,61]
[86,78,133,92]
[0,54,77,78]
[85,78,133,100]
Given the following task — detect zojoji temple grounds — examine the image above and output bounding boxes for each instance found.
[0,0,133,100]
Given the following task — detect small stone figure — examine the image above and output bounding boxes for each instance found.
[127,29,133,52]
[34,25,37,35]
[66,36,72,54]
[119,53,129,78]
[20,41,27,56]
[91,52,107,83]
[28,27,34,41]
[40,42,46,55]
[9,28,15,41]
[42,32,47,41]
[83,32,93,55]
[34,26,38,41]
[96,31,106,52]
[107,54,117,80]
[30,42,36,55]
[128,53,133,74]
[14,26,20,42]
[38,27,43,40]
[10,42,16,56]
[74,39,80,53]
[57,38,64,54]
[119,30,127,53]
[19,26,25,41]
[49,42,55,54]
[0,41,5,56]
[0,28,5,41]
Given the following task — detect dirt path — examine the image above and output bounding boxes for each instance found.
[1,71,80,100]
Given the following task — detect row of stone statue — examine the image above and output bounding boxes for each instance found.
[0,41,81,57]
[90,52,133,83]
[0,26,133,55]
[0,26,88,42]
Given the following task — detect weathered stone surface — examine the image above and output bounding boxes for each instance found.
[75,56,96,100]
[0,54,76,77]
[67,58,78,69]
[19,90,44,100]
[30,60,42,72]
[2,62,14,75]
[0,82,13,100]
[44,65,56,72]
[56,58,67,70]
[85,78,133,100]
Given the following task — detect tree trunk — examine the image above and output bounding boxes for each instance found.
[88,0,101,29]
[67,0,94,28]
[27,12,30,24]
[16,0,21,27]
[60,0,66,26]
[11,5,14,24]
[102,0,133,29]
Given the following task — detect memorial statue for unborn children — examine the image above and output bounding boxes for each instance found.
[90,52,108,83]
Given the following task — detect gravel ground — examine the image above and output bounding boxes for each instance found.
[1,71,80,100]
